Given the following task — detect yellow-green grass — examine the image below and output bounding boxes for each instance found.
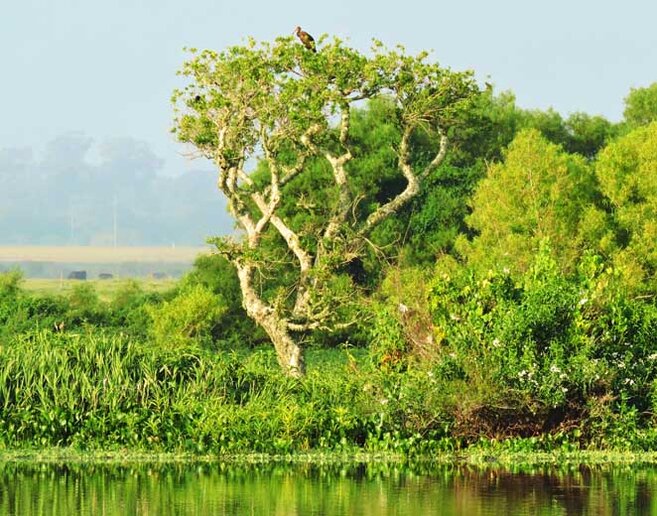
[0,245,209,264]
[24,278,178,301]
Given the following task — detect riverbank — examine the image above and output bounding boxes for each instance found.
[0,326,656,455]
[3,448,657,467]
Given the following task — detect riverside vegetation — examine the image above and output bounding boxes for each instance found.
[3,38,657,457]
[2,245,657,456]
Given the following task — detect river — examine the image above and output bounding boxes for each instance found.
[0,461,653,515]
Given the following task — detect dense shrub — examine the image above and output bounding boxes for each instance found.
[368,303,408,371]
[427,244,657,443]
[182,254,263,346]
[67,283,105,326]
[147,284,227,349]
[0,271,69,336]
[0,269,23,298]
[108,280,160,338]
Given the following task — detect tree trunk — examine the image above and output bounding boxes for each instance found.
[236,262,305,377]
[258,314,305,377]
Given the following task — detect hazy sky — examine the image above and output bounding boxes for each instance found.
[3,0,656,175]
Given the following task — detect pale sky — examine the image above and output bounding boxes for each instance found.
[3,0,656,175]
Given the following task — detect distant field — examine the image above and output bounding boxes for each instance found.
[0,246,210,264]
[24,278,178,301]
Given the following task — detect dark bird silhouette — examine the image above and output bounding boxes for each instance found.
[294,26,316,52]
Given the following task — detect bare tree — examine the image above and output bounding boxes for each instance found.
[173,36,477,376]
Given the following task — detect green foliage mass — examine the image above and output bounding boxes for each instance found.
[624,83,657,127]
[424,246,657,448]
[344,90,619,270]
[147,284,226,349]
[0,269,23,298]
[459,129,599,275]
[181,254,263,345]
[593,122,657,292]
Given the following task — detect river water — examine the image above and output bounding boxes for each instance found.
[0,461,654,515]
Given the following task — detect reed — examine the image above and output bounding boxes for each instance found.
[0,332,387,453]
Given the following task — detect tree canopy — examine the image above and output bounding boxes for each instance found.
[172,36,479,375]
[458,129,599,275]
[595,122,657,291]
[624,83,657,127]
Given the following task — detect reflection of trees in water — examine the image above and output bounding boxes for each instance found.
[450,466,655,516]
[0,462,654,515]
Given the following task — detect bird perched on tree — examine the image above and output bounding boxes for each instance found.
[294,26,316,52]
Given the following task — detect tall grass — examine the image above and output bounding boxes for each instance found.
[0,332,265,451]
[0,332,441,453]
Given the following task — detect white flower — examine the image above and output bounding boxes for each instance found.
[550,365,561,374]
[492,338,501,348]
[578,298,588,306]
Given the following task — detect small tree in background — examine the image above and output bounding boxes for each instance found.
[595,122,657,292]
[624,83,657,128]
[459,129,599,275]
[172,36,477,376]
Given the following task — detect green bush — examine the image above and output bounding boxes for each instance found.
[368,303,408,371]
[68,283,105,326]
[183,254,263,346]
[0,295,69,337]
[0,270,25,330]
[0,272,71,336]
[0,269,23,298]
[427,243,657,442]
[147,284,227,349]
[108,280,158,338]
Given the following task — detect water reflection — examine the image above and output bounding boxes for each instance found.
[0,461,654,515]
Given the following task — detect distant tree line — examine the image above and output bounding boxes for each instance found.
[0,134,232,245]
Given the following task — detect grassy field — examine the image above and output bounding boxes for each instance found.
[24,278,178,301]
[0,246,209,264]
